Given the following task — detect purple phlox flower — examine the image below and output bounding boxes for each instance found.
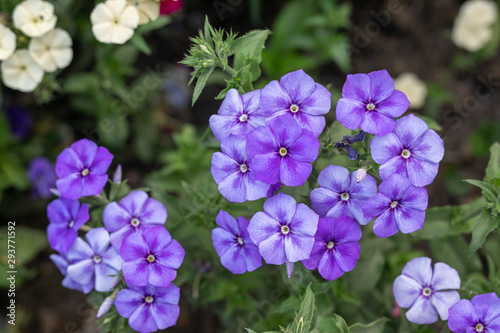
[211,135,271,202]
[371,114,444,187]
[66,227,123,292]
[50,252,94,293]
[115,283,180,333]
[336,69,410,136]
[103,190,167,251]
[247,193,319,277]
[310,165,377,225]
[210,88,268,142]
[333,130,366,160]
[4,105,32,140]
[267,181,282,197]
[261,69,331,137]
[364,174,428,238]
[28,156,57,199]
[246,114,320,187]
[393,257,460,324]
[47,198,89,253]
[448,292,500,333]
[55,138,113,200]
[121,226,185,288]
[302,216,361,281]
[212,210,262,274]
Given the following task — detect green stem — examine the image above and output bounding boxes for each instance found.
[216,60,237,77]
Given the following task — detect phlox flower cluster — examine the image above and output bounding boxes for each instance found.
[0,0,73,92]
[48,139,184,333]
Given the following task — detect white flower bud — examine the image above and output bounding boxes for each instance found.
[355,168,367,183]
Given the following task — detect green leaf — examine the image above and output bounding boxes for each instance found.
[349,317,388,333]
[290,284,315,333]
[485,143,500,184]
[130,33,152,55]
[464,179,497,202]
[334,314,350,333]
[470,208,500,253]
[231,29,271,56]
[233,29,270,83]
[419,115,443,131]
[192,66,215,105]
[137,16,171,33]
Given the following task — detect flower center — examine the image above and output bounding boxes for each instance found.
[81,168,90,176]
[279,147,288,157]
[327,241,334,249]
[341,192,349,201]
[93,255,101,263]
[240,164,248,173]
[475,323,484,332]
[390,201,398,209]
[145,296,154,304]
[147,254,156,263]
[130,218,140,227]
[68,219,74,228]
[281,225,290,235]
[237,237,244,245]
[239,113,248,122]
[422,287,432,297]
[401,149,411,159]
[366,103,375,111]
[290,104,299,113]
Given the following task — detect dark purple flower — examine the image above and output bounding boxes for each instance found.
[336,70,410,136]
[121,226,185,288]
[333,130,366,160]
[310,165,377,225]
[364,174,428,238]
[247,193,319,277]
[50,252,94,293]
[302,216,361,281]
[55,138,113,200]
[246,114,319,187]
[115,283,180,333]
[393,257,460,324]
[4,106,32,140]
[66,228,123,292]
[47,198,89,253]
[370,114,444,187]
[210,89,268,142]
[211,135,271,202]
[103,190,167,251]
[212,210,262,274]
[261,69,331,137]
[448,293,500,333]
[28,157,57,199]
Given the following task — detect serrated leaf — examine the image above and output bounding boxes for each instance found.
[290,284,315,333]
[231,30,271,55]
[470,208,500,253]
[485,143,500,184]
[464,179,497,202]
[191,66,215,105]
[349,317,387,333]
[232,29,270,83]
[334,314,350,333]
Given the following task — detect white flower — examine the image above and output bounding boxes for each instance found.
[452,0,498,51]
[394,73,427,109]
[1,49,44,92]
[12,0,57,38]
[127,0,159,25]
[28,28,73,72]
[0,24,16,60]
[91,0,140,44]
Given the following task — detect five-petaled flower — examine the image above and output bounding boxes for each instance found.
[448,292,500,333]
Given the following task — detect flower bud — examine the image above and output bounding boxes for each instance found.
[96,297,114,319]
[355,168,367,183]
[113,164,122,184]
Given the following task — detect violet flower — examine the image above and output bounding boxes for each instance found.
[212,210,262,274]
[310,165,377,225]
[247,193,319,277]
[209,89,268,142]
[370,114,444,187]
[246,114,319,187]
[336,69,409,136]
[66,228,123,292]
[211,135,271,202]
[55,138,113,200]
[103,190,167,251]
[115,283,180,333]
[50,252,94,294]
[393,257,460,324]
[302,216,361,281]
[448,292,500,333]
[47,198,89,253]
[121,226,185,288]
[363,174,428,238]
[333,130,366,160]
[261,69,331,137]
[4,105,32,140]
[28,156,57,199]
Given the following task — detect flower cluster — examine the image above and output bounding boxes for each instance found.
[0,0,73,92]
[48,139,184,333]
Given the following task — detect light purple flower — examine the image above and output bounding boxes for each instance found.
[28,157,57,199]
[393,257,460,324]
[364,174,428,238]
[50,252,94,293]
[209,89,267,142]
[115,283,180,333]
[103,190,167,251]
[55,138,113,200]
[371,114,444,187]
[246,114,319,187]
[448,293,500,333]
[336,69,410,136]
[211,135,271,202]
[247,193,319,277]
[212,210,262,274]
[47,198,89,253]
[121,226,185,288]
[310,165,377,225]
[261,69,331,137]
[302,216,361,281]
[66,228,123,292]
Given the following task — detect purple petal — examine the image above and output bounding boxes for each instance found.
[251,153,281,185]
[393,275,423,308]
[67,237,93,261]
[86,228,110,255]
[335,98,364,130]
[95,263,118,292]
[342,73,370,101]
[289,203,319,237]
[259,233,286,265]
[148,263,177,287]
[210,115,237,142]
[122,260,149,286]
[115,288,143,318]
[120,191,149,217]
[156,239,184,269]
[300,83,331,115]
[471,293,500,324]
[48,224,77,253]
[348,200,372,225]
[56,174,83,200]
[333,242,360,272]
[219,243,247,274]
[318,251,345,281]
[331,216,362,243]
[400,185,428,210]
[140,198,167,224]
[248,211,279,245]
[430,291,460,320]
[268,114,303,147]
[318,165,350,192]
[142,226,172,255]
[154,283,180,303]
[81,174,108,197]
[363,193,391,220]
[402,257,432,287]
[376,90,409,118]
[310,188,340,217]
[74,204,89,229]
[412,130,444,163]
[246,126,278,159]
[379,174,412,200]
[393,114,429,148]
[129,304,157,333]
[360,111,395,136]
[211,152,238,184]
[212,228,236,258]
[91,147,113,174]
[395,206,425,234]
[284,234,314,262]
[121,232,149,260]
[280,157,312,186]
[242,244,262,272]
[301,241,324,270]
[288,129,319,162]
[286,261,295,278]
[280,69,316,104]
[151,302,179,330]
[368,69,395,102]
[263,193,297,223]
[67,259,95,285]
[373,209,399,238]
[406,297,438,324]
[218,88,242,116]
[110,225,135,251]
[244,173,271,201]
[370,132,403,164]
[431,262,461,291]
[217,171,246,202]
[407,158,439,187]
[379,156,408,181]
[55,148,81,178]
[292,112,326,137]
[103,202,131,232]
[220,135,247,163]
[242,89,260,114]
[448,299,478,333]
[71,139,98,167]
[260,80,292,115]
[101,246,123,271]
[215,210,239,235]
[47,198,73,224]
[349,173,377,200]
[50,254,69,274]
